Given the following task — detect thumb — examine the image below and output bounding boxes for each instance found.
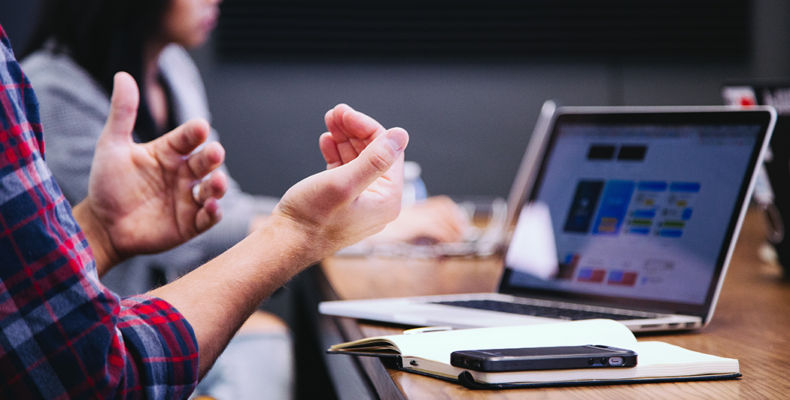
[337,128,408,194]
[101,72,139,144]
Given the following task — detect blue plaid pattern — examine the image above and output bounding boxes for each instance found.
[0,25,198,399]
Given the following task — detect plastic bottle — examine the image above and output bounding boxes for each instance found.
[402,161,428,208]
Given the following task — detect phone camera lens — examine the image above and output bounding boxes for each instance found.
[587,358,594,365]
[600,358,608,365]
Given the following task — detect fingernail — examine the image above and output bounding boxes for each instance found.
[386,129,407,151]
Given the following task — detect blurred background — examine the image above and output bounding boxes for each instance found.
[2,0,789,199]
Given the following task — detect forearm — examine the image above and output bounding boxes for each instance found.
[149,214,320,377]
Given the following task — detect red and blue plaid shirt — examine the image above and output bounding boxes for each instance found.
[0,26,198,399]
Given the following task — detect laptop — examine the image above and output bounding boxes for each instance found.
[319,103,776,332]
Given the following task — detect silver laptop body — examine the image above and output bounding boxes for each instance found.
[320,103,776,332]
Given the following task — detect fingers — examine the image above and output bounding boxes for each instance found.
[325,104,387,165]
[336,127,408,196]
[101,72,139,145]
[426,210,466,243]
[150,119,223,180]
[187,141,225,179]
[195,170,228,204]
[396,196,467,243]
[192,172,227,233]
[432,196,470,241]
[325,107,359,164]
[341,107,384,142]
[195,197,223,233]
[324,106,350,141]
[430,213,466,243]
[157,119,212,156]
[319,132,343,169]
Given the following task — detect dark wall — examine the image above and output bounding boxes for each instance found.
[0,1,39,53]
[3,0,790,198]
[188,0,790,198]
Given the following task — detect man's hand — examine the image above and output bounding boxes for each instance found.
[319,105,464,245]
[151,104,407,376]
[73,72,228,274]
[270,104,408,260]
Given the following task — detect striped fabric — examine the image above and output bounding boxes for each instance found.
[0,25,198,399]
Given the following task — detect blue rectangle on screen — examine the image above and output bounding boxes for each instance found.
[682,208,693,220]
[670,182,701,193]
[637,181,667,191]
[632,210,656,219]
[592,181,635,235]
[629,227,650,235]
[608,271,623,282]
[659,229,684,238]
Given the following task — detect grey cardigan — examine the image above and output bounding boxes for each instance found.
[22,44,279,295]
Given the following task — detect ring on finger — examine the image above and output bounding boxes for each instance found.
[192,183,203,205]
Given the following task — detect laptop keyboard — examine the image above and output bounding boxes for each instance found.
[432,299,655,321]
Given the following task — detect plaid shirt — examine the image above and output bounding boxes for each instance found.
[0,26,198,399]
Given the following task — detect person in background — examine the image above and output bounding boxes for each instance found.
[21,0,465,398]
[1,20,409,396]
[22,0,466,295]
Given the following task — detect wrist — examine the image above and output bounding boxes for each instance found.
[256,213,327,267]
[247,214,270,235]
[72,201,122,276]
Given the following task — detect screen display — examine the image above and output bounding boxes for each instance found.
[503,117,765,312]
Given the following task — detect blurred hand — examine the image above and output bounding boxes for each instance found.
[367,195,468,244]
[270,104,408,259]
[74,72,228,273]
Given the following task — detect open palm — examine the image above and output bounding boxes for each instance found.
[82,72,228,264]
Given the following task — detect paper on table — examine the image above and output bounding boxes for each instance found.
[394,319,635,365]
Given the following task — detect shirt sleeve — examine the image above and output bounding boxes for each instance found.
[0,26,198,399]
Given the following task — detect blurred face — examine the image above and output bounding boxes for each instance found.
[161,0,222,48]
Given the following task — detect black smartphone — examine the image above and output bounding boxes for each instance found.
[450,345,637,372]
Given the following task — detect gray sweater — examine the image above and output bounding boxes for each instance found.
[22,44,279,296]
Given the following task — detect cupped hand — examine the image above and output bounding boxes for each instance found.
[320,105,465,245]
[271,104,408,259]
[76,72,228,270]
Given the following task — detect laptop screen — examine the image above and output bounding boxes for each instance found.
[500,110,774,318]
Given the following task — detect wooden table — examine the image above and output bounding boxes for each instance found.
[315,210,790,399]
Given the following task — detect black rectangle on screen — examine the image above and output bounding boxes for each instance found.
[617,145,647,161]
[587,145,616,160]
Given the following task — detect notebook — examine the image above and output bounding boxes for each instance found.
[327,319,740,388]
[319,103,776,332]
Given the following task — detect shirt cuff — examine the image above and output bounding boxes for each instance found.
[117,295,199,399]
